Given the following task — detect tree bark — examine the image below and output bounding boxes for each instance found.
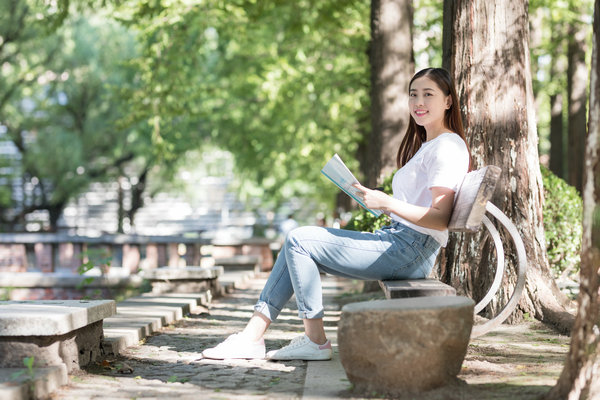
[127,166,150,229]
[567,6,590,193]
[549,27,567,179]
[550,91,565,178]
[441,0,574,332]
[365,0,414,188]
[545,1,600,398]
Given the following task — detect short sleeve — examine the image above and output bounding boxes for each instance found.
[426,135,470,192]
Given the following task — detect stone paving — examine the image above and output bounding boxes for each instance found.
[49,274,355,400]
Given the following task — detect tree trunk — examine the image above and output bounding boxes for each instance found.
[549,27,567,179]
[117,176,125,234]
[441,0,574,332]
[48,203,65,232]
[550,92,565,178]
[545,1,600,397]
[365,0,414,188]
[127,166,150,229]
[567,9,590,193]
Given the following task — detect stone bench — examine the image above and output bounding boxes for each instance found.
[141,265,223,295]
[214,255,261,272]
[338,296,474,395]
[0,300,115,373]
[378,166,528,338]
[0,271,144,301]
[210,237,275,271]
[338,166,529,395]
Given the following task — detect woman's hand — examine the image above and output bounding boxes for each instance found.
[353,183,456,231]
[352,183,391,211]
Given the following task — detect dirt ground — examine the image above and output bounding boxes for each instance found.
[336,290,571,400]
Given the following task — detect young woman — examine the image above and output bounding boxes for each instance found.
[202,67,471,361]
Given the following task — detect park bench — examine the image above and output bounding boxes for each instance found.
[339,166,529,395]
[141,265,224,295]
[377,165,527,338]
[0,300,116,373]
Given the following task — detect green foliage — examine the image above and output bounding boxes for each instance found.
[114,0,371,209]
[344,172,393,233]
[77,248,112,289]
[412,0,444,69]
[529,0,595,157]
[541,165,582,279]
[10,356,35,381]
[0,5,171,229]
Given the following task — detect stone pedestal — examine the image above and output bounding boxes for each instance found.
[338,296,474,396]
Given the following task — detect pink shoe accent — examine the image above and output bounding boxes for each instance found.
[318,340,332,350]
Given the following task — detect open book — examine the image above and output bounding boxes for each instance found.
[321,154,383,217]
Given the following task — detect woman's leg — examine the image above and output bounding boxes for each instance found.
[303,318,327,345]
[265,224,437,361]
[204,223,437,360]
[241,311,271,342]
[202,246,295,359]
[281,225,434,322]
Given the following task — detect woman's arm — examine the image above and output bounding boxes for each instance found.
[353,184,455,231]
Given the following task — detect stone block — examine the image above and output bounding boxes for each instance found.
[214,255,260,271]
[142,266,223,294]
[57,242,83,272]
[0,244,27,272]
[122,244,141,273]
[338,296,474,396]
[0,300,116,336]
[34,243,53,272]
[0,300,115,372]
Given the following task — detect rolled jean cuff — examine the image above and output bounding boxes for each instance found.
[298,308,324,320]
[254,301,280,321]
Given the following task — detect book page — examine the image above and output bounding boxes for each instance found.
[321,154,382,217]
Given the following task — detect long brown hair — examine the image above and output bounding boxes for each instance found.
[396,68,471,169]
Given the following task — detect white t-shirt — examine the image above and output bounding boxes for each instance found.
[390,132,470,247]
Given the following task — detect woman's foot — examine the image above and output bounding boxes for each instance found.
[202,333,266,360]
[266,335,332,361]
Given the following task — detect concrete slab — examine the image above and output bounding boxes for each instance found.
[0,300,116,336]
[142,266,223,280]
[102,291,211,356]
[214,255,260,271]
[0,272,144,288]
[303,348,351,399]
[216,270,256,295]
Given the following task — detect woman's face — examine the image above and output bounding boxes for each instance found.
[408,76,451,133]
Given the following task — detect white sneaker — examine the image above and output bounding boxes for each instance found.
[266,335,332,361]
[202,333,266,360]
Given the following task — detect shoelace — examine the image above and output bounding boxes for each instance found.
[282,335,309,349]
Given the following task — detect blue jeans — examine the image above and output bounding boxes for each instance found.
[254,221,440,321]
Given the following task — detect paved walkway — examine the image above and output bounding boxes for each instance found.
[49,274,355,400]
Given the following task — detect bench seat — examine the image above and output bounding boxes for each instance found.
[379,279,456,298]
[377,165,528,338]
[0,300,115,372]
[141,265,223,294]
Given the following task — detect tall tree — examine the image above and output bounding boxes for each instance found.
[545,1,600,398]
[116,0,371,212]
[567,0,590,192]
[549,21,567,179]
[364,0,414,187]
[442,0,574,332]
[0,9,150,231]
